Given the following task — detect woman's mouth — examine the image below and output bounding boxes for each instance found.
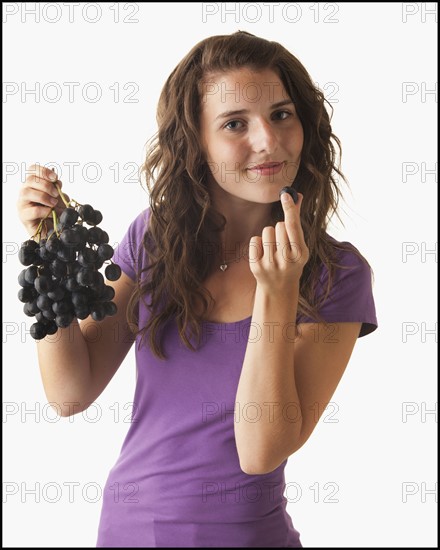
[247,162,284,176]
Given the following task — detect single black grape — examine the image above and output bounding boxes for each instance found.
[42,309,57,321]
[46,235,61,254]
[18,287,35,303]
[101,285,115,301]
[38,243,57,262]
[52,300,73,315]
[35,275,54,295]
[279,186,299,204]
[50,258,68,278]
[91,270,104,287]
[18,269,32,287]
[37,294,53,311]
[71,290,88,307]
[45,321,58,335]
[75,307,91,320]
[105,263,121,281]
[64,276,81,292]
[47,286,65,301]
[60,228,82,249]
[78,248,98,267]
[78,204,94,222]
[23,302,37,317]
[77,268,94,286]
[59,207,79,227]
[92,210,103,225]
[24,265,39,285]
[28,299,41,315]
[55,312,75,328]
[104,301,117,316]
[87,226,103,245]
[57,247,76,263]
[30,322,48,340]
[90,303,106,322]
[35,312,47,324]
[97,244,114,261]
[18,240,39,266]
[72,225,88,249]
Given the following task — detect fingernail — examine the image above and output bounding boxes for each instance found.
[281,192,290,203]
[49,172,57,181]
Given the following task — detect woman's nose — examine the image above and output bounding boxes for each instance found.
[249,119,277,154]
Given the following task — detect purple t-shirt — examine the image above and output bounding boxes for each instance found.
[96,208,378,548]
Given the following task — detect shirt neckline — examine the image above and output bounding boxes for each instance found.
[201,315,252,327]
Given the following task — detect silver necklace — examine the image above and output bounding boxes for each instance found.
[219,245,248,271]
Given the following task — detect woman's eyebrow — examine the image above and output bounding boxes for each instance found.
[214,99,294,121]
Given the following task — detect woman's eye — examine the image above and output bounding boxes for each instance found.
[224,120,243,131]
[274,110,291,120]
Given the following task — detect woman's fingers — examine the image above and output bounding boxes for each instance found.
[18,164,68,238]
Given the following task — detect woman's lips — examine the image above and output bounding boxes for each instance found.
[247,162,284,176]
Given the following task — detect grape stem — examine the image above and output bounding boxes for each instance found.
[54,181,70,208]
[30,181,82,241]
[32,209,53,241]
[52,209,59,236]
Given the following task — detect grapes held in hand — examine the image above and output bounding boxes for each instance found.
[18,184,122,340]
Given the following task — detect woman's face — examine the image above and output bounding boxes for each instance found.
[199,67,304,205]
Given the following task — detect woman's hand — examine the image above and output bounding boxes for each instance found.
[17,164,70,239]
[248,192,309,293]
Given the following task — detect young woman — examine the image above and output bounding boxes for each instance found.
[17,31,378,548]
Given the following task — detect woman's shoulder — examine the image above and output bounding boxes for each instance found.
[128,206,151,231]
[113,207,152,277]
[121,207,152,247]
[302,232,378,337]
[323,233,373,274]
[317,232,376,300]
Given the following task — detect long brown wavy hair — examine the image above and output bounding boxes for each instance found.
[126,31,371,360]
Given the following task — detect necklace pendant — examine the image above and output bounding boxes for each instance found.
[220,263,228,272]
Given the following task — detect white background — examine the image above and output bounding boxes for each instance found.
[3,2,437,547]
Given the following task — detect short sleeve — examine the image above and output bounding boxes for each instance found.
[112,208,151,283]
[296,242,378,338]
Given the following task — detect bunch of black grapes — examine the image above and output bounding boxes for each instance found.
[18,198,122,341]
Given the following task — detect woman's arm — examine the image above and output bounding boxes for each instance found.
[36,271,136,417]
